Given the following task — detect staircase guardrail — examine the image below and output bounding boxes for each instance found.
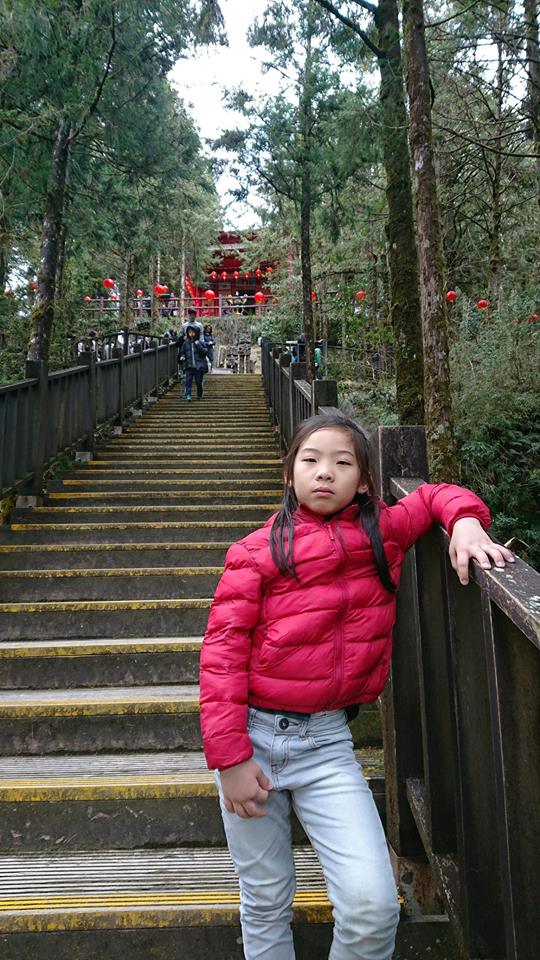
[261,337,540,959]
[0,334,179,500]
[260,337,338,448]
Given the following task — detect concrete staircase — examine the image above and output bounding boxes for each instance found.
[0,374,456,959]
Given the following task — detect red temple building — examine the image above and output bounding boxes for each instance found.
[187,232,274,310]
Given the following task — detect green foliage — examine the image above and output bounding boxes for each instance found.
[0,0,224,373]
[451,308,540,568]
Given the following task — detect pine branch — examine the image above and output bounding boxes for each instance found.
[313,0,383,59]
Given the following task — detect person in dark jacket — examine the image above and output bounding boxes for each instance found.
[203,324,216,371]
[177,326,208,400]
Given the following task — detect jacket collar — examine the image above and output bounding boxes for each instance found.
[294,501,360,525]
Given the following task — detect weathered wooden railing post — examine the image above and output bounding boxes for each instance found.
[278,352,291,448]
[77,351,97,457]
[111,346,125,432]
[370,427,436,905]
[153,339,160,399]
[312,377,338,414]
[270,346,281,425]
[289,361,307,438]
[21,359,48,503]
[132,342,144,415]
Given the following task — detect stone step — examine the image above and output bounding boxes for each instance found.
[0,520,259,544]
[0,598,211,640]
[0,638,202,688]
[105,440,278,450]
[47,478,279,491]
[69,466,281,479]
[90,455,282,465]
[123,425,273,435]
[0,750,384,849]
[0,847,458,959]
[0,542,230,570]
[11,504,277,525]
[0,567,222,602]
[0,684,201,754]
[95,451,280,461]
[16,503,279,523]
[43,491,281,506]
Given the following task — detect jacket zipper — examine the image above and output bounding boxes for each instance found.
[327,522,348,705]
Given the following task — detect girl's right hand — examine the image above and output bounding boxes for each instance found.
[220,759,273,818]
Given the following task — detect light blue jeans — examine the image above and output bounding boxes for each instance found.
[216,707,399,960]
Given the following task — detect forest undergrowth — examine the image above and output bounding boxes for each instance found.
[334,315,540,571]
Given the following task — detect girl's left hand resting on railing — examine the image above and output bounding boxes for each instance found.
[449,517,515,585]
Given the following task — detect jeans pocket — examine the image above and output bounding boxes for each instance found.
[309,709,352,748]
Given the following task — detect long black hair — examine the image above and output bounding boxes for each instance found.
[269,413,395,593]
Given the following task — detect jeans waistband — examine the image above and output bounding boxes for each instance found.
[251,706,312,720]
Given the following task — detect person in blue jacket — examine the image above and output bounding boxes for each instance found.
[177,326,208,400]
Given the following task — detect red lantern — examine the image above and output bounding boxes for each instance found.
[476,299,489,309]
[355,290,366,302]
[154,284,164,296]
[204,289,216,301]
[254,291,265,304]
[311,291,317,302]
[221,271,227,280]
[446,290,457,303]
[162,285,169,293]
[244,271,250,279]
[255,268,262,278]
[102,278,115,289]
[84,295,92,302]
[233,270,240,280]
[210,271,218,280]
[267,266,273,274]
[136,289,144,297]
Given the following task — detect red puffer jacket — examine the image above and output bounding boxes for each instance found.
[200,483,490,770]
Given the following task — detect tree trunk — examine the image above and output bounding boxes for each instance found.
[299,1,316,383]
[488,32,506,308]
[402,0,458,480]
[179,230,186,322]
[27,119,72,362]
[376,0,424,424]
[54,219,68,310]
[524,0,540,213]
[0,215,10,293]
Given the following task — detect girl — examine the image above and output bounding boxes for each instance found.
[200,413,513,960]
[203,323,216,371]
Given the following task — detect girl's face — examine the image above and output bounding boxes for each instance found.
[292,427,367,516]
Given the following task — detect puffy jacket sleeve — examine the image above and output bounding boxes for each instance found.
[386,482,491,554]
[199,542,263,770]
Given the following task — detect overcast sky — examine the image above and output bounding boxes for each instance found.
[170,0,281,229]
